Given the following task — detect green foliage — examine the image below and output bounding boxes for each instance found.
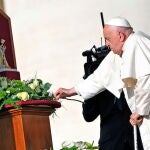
[0,77,54,110]
[60,141,99,150]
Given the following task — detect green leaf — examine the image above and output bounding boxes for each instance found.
[23,86,33,93]
[44,83,52,91]
[6,87,16,94]
[0,90,6,99]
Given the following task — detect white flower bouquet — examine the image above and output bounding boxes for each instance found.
[0,77,58,110]
[61,141,99,150]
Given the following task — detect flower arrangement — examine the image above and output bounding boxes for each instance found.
[0,77,55,110]
[60,141,99,150]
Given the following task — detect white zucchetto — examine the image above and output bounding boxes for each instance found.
[105,17,132,28]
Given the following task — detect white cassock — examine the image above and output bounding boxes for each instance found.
[121,31,150,150]
[75,31,150,150]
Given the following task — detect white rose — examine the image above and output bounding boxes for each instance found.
[17,92,29,101]
[28,83,36,89]
[33,79,39,87]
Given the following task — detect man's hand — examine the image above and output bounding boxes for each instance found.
[130,112,143,126]
[54,87,77,100]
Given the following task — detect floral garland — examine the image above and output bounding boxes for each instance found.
[0,77,54,110]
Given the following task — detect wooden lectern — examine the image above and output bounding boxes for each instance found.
[0,104,61,150]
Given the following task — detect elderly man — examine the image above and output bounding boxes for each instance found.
[54,17,150,149]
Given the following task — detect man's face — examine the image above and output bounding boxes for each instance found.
[103,25,123,56]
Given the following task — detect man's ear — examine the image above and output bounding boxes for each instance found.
[119,32,126,42]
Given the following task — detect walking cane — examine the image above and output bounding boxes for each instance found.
[122,78,138,150]
[133,90,138,150]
